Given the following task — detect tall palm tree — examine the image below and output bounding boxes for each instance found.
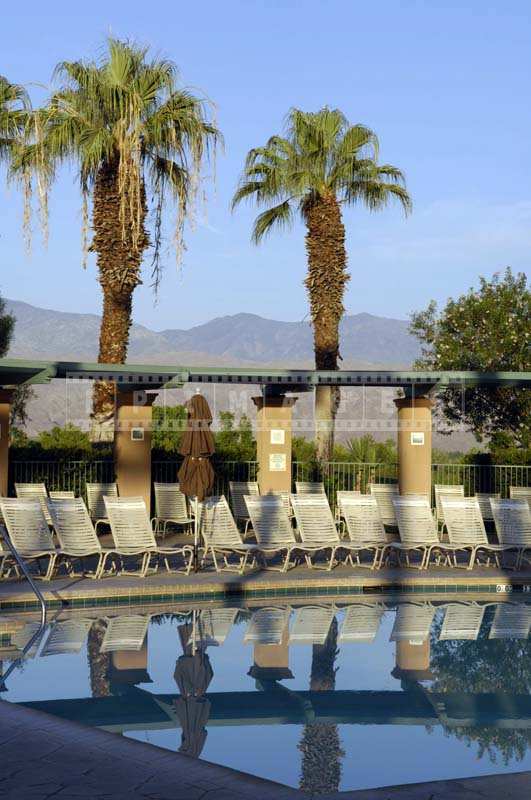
[1,75,30,239]
[233,108,411,461]
[298,618,344,793]
[24,39,219,432]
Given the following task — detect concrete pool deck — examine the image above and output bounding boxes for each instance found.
[1,701,530,799]
[0,561,530,615]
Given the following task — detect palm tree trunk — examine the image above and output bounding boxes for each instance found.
[298,618,344,793]
[87,620,111,697]
[89,160,149,438]
[305,194,349,462]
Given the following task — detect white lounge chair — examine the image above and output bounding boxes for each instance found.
[441,496,519,569]
[0,498,59,580]
[391,496,464,569]
[475,493,500,522]
[244,607,290,645]
[339,604,385,643]
[86,482,118,533]
[434,484,464,530]
[390,603,435,644]
[289,606,335,645]
[40,619,93,657]
[15,483,52,525]
[439,603,485,641]
[152,483,193,537]
[335,490,361,521]
[49,491,76,500]
[262,490,292,519]
[509,487,531,506]
[244,495,328,572]
[200,495,258,574]
[229,481,259,533]
[490,498,531,568]
[369,483,399,527]
[104,496,194,577]
[295,481,325,494]
[48,497,116,579]
[341,495,390,569]
[12,622,45,659]
[188,608,239,648]
[100,615,151,652]
[489,604,531,639]
[290,494,362,570]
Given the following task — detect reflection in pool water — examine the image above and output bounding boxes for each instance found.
[2,600,531,793]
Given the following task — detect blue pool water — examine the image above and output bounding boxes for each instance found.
[3,599,531,793]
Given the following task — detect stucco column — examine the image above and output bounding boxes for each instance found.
[392,640,433,682]
[0,389,13,497]
[394,395,433,498]
[114,390,156,514]
[248,627,293,682]
[252,393,297,493]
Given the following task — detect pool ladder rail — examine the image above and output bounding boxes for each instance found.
[0,525,47,692]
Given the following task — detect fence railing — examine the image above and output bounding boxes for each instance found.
[8,458,530,504]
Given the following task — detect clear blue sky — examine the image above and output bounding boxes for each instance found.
[1,0,530,330]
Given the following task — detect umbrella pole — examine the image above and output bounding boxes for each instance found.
[194,497,199,573]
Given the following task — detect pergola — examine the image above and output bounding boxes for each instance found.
[0,358,529,511]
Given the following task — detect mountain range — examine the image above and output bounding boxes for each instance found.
[5,299,420,368]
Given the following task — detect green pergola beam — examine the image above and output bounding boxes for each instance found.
[0,358,529,391]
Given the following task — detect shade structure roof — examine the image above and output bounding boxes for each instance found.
[0,358,529,393]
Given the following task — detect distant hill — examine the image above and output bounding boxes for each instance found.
[5,299,420,367]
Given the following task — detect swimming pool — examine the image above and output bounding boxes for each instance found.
[3,599,531,793]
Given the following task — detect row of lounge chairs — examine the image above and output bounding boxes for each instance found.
[0,496,194,580]
[200,492,531,573]
[11,602,531,662]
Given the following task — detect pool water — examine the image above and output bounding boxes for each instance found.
[3,599,531,793]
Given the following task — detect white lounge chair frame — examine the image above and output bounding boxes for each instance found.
[490,498,531,569]
[188,608,239,649]
[290,494,363,570]
[509,486,531,505]
[152,483,193,537]
[244,495,329,572]
[15,483,52,525]
[369,483,399,527]
[489,604,531,639]
[244,606,291,645]
[41,619,93,657]
[104,497,194,577]
[49,491,76,500]
[392,496,467,570]
[100,615,151,652]
[0,498,58,580]
[441,496,519,569]
[439,603,485,641]
[295,481,325,495]
[335,490,361,522]
[390,603,436,644]
[200,495,258,574]
[86,482,118,533]
[339,603,385,643]
[341,495,390,569]
[48,497,116,579]
[434,484,464,529]
[289,606,334,645]
[474,492,500,522]
[229,481,259,534]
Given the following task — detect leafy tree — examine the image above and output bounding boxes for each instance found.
[152,404,187,453]
[429,609,531,764]
[0,293,14,357]
[344,434,396,464]
[215,411,255,461]
[23,39,219,425]
[0,75,30,241]
[233,108,410,462]
[410,269,530,447]
[38,424,93,456]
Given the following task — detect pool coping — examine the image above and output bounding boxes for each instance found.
[1,700,530,799]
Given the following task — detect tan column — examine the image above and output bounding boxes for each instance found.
[0,389,13,497]
[114,390,156,514]
[249,627,293,681]
[394,395,433,497]
[252,394,297,493]
[392,640,433,681]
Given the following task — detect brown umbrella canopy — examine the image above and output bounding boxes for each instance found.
[178,393,215,502]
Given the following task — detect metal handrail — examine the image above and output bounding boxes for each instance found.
[0,528,47,691]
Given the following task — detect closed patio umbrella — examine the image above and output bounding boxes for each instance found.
[178,393,215,569]
[174,620,214,758]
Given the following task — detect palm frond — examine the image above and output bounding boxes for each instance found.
[252,200,294,243]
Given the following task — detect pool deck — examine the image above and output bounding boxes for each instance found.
[1,560,530,616]
[1,701,529,799]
